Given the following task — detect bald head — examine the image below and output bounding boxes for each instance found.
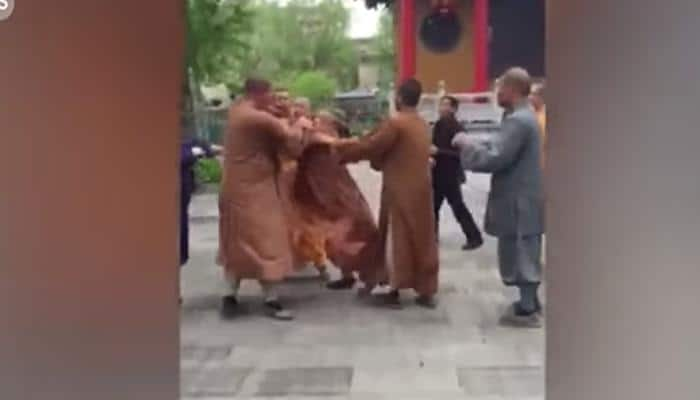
[496,67,532,109]
[530,82,546,111]
[293,97,312,118]
[501,67,532,96]
[294,97,311,109]
[243,77,274,110]
[244,78,271,95]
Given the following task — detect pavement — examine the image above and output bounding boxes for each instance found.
[180,163,545,400]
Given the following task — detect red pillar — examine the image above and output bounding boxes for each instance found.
[398,0,416,83]
[472,0,489,92]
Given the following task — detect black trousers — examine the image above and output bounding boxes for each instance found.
[433,177,482,243]
[179,189,192,267]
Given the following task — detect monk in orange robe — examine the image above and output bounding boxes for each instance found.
[275,97,333,281]
[530,83,546,167]
[332,79,440,309]
[292,110,384,293]
[218,79,330,320]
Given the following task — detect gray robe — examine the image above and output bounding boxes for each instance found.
[455,102,544,286]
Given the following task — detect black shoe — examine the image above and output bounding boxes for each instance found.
[326,277,356,290]
[499,303,542,328]
[220,295,239,319]
[462,238,484,251]
[375,290,402,309]
[416,295,438,309]
[264,300,294,321]
[513,302,538,317]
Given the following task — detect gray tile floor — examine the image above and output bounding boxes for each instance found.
[181,163,545,399]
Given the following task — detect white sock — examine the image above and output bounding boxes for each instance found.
[225,271,241,297]
[261,282,279,303]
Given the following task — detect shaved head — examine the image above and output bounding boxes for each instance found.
[496,67,532,109]
[243,77,273,110]
[531,83,545,99]
[293,97,312,117]
[501,67,532,97]
[530,82,546,110]
[244,78,271,95]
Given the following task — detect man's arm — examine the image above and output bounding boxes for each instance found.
[335,119,398,164]
[260,112,305,158]
[452,118,527,173]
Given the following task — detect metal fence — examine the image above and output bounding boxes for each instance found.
[194,107,228,145]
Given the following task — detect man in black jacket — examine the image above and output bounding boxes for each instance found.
[431,96,483,250]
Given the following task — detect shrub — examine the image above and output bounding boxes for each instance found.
[194,158,222,185]
[289,71,338,109]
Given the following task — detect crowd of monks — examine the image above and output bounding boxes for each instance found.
[183,68,546,328]
[213,77,437,320]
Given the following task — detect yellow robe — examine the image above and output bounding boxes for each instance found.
[536,107,546,167]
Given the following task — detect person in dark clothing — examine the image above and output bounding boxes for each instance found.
[180,134,219,267]
[431,96,483,250]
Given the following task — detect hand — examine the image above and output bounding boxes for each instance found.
[210,144,223,155]
[313,133,338,146]
[295,116,314,131]
[451,132,472,150]
[430,145,438,156]
[191,146,205,157]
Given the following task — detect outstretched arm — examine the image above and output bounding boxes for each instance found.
[335,119,398,164]
[260,112,306,158]
[452,118,527,173]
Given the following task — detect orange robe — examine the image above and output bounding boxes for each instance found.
[277,155,329,269]
[218,103,302,282]
[294,133,383,284]
[337,112,439,296]
[536,107,546,167]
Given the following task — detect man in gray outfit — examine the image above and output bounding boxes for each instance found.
[452,67,544,328]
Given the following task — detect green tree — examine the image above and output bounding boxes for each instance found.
[237,0,358,91]
[184,0,254,136]
[372,9,395,91]
[185,0,254,85]
[289,71,338,109]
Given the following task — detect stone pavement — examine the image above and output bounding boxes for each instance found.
[180,163,545,400]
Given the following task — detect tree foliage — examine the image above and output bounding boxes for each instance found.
[185,0,255,85]
[235,0,358,91]
[372,9,395,90]
[289,71,338,109]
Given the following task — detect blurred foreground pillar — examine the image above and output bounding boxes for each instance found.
[547,1,699,399]
[0,2,182,399]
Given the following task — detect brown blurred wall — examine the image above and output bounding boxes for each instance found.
[0,2,182,399]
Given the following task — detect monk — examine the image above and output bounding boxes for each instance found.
[274,96,333,281]
[529,83,546,167]
[332,78,439,309]
[218,78,317,321]
[453,68,545,328]
[293,109,383,293]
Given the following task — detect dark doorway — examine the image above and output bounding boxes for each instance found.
[489,0,545,79]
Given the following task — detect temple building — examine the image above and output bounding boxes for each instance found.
[364,0,545,93]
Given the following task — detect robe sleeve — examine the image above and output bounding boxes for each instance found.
[261,113,304,158]
[455,117,527,173]
[336,119,398,165]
